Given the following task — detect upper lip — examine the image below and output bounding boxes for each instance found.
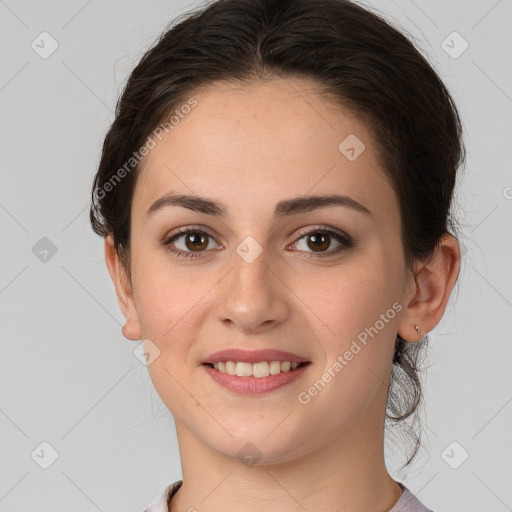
[201,349,310,364]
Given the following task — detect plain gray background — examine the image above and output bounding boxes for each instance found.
[0,0,511,510]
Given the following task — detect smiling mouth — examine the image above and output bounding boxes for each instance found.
[202,361,310,378]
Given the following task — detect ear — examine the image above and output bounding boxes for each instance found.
[397,233,461,342]
[104,235,142,341]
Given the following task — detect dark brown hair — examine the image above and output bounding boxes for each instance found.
[90,0,466,471]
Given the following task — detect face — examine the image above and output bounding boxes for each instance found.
[111,77,416,463]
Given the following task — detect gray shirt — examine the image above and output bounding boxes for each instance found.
[140,480,434,511]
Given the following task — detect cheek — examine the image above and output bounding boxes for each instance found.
[131,263,202,373]
[136,270,207,420]
[133,245,199,324]
[303,256,401,400]
[303,260,395,337]
[296,269,398,430]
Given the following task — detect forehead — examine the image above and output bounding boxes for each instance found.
[133,77,397,225]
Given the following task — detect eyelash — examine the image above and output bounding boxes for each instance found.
[161,225,354,260]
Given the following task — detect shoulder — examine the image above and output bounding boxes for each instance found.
[139,480,183,512]
[389,482,435,512]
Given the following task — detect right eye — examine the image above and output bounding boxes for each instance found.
[162,228,220,259]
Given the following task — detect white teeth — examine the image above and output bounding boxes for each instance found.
[252,361,269,378]
[236,362,253,377]
[210,360,305,377]
[269,361,281,375]
[226,361,237,375]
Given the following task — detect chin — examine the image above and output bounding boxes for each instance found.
[206,429,309,467]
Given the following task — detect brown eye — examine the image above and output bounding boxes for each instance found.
[183,232,209,251]
[290,227,354,258]
[306,232,331,252]
[163,228,217,259]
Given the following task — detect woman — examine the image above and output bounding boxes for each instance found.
[90,0,464,510]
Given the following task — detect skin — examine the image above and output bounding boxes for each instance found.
[105,77,460,511]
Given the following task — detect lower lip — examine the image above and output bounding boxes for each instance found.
[202,363,311,395]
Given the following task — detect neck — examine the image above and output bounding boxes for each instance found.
[169,388,403,512]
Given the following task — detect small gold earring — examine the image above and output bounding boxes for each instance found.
[415,325,421,334]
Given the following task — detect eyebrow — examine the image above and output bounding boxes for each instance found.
[145,192,372,220]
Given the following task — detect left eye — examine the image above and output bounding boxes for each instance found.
[289,229,353,257]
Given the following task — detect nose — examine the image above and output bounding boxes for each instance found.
[215,246,290,335]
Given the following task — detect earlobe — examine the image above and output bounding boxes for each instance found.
[397,234,461,342]
[104,235,142,341]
